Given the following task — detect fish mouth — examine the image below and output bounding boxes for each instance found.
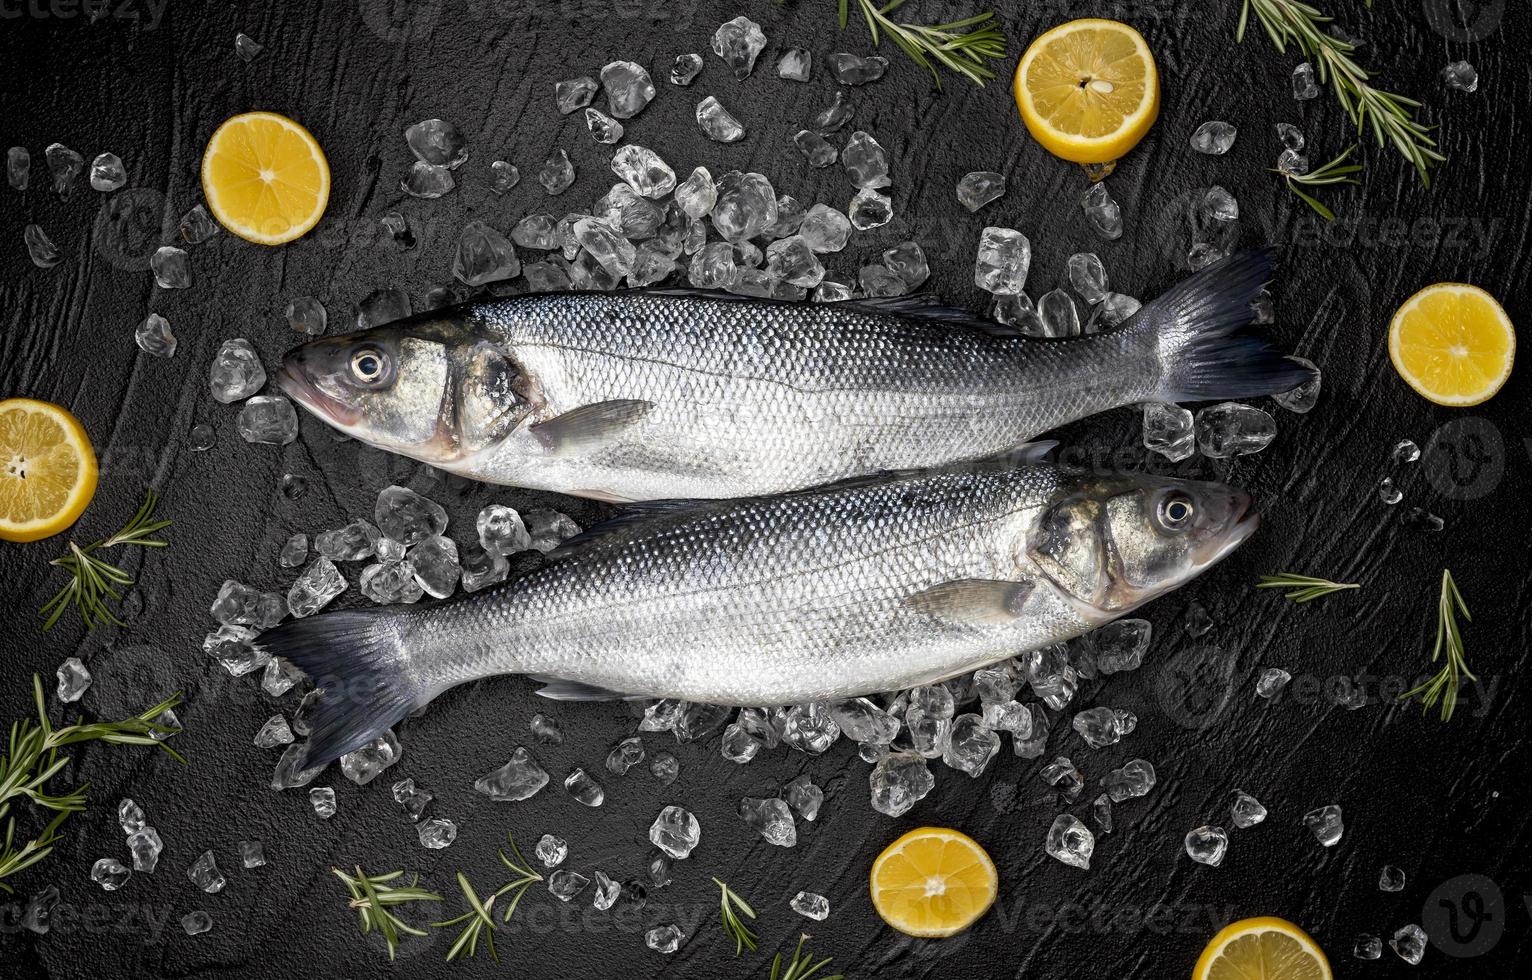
[277,360,361,428]
[1193,490,1259,567]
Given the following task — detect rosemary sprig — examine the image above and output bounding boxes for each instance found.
[1237,0,1444,183]
[713,877,759,955]
[432,834,544,962]
[1273,146,1364,220]
[770,934,845,980]
[1400,569,1475,721]
[39,489,172,631]
[332,866,442,961]
[1257,571,1361,603]
[835,0,1006,89]
[0,674,183,891]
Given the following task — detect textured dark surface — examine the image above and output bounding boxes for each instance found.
[1,1,1529,977]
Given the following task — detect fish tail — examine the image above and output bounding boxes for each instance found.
[1147,248,1316,402]
[255,609,430,769]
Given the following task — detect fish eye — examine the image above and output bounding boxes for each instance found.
[350,347,389,386]
[1158,493,1195,531]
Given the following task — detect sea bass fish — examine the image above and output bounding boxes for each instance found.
[277,250,1311,501]
[262,459,1258,767]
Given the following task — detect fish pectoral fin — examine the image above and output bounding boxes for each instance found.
[904,578,1036,625]
[531,676,639,701]
[529,399,654,455]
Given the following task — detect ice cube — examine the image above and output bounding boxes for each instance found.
[1064,253,1107,306]
[1304,804,1343,846]
[7,146,29,191]
[601,60,656,118]
[340,730,403,785]
[1353,934,1382,960]
[880,241,928,288]
[536,834,568,868]
[374,485,447,546]
[1256,667,1291,699]
[254,714,295,749]
[1231,790,1267,828]
[89,152,126,192]
[188,423,216,452]
[758,236,822,288]
[1196,402,1276,457]
[56,657,91,702]
[1276,122,1306,152]
[404,119,467,170]
[711,171,778,240]
[151,245,191,288]
[188,850,225,892]
[584,107,624,145]
[356,287,411,328]
[234,31,262,60]
[778,702,840,754]
[117,798,146,835]
[23,225,60,268]
[1041,755,1085,802]
[739,796,796,846]
[538,149,576,195]
[555,76,598,114]
[524,260,572,291]
[711,15,766,79]
[792,205,849,256]
[696,96,745,142]
[1277,148,1309,176]
[454,220,520,286]
[611,144,676,199]
[565,767,605,806]
[1103,759,1156,802]
[649,751,679,784]
[1093,619,1152,674]
[360,561,424,604]
[1379,864,1406,892]
[525,508,579,552]
[829,698,900,744]
[45,143,83,198]
[1143,401,1200,462]
[674,167,717,220]
[270,743,323,791]
[787,891,830,922]
[869,751,934,817]
[1391,438,1421,464]
[1292,62,1319,99]
[309,786,337,818]
[783,774,824,823]
[91,858,131,891]
[1184,601,1213,638]
[209,339,266,404]
[606,736,645,776]
[1189,121,1237,155]
[408,535,459,598]
[670,54,703,86]
[127,827,162,872]
[1035,289,1078,338]
[388,778,432,822]
[1071,707,1136,749]
[489,160,520,195]
[1080,182,1123,240]
[287,557,346,618]
[646,924,684,953]
[943,714,1000,777]
[1272,356,1320,414]
[841,132,892,194]
[418,817,457,849]
[778,47,812,81]
[180,910,213,936]
[203,625,268,676]
[474,746,549,801]
[261,657,303,696]
[973,226,1031,295]
[457,541,506,593]
[1185,826,1228,866]
[1441,60,1478,93]
[649,805,702,858]
[830,53,887,85]
[719,723,762,763]
[814,278,854,303]
[401,161,454,198]
[1045,814,1094,870]
[546,869,588,902]
[1187,243,1228,272]
[315,517,383,562]
[1390,924,1426,965]
[284,296,326,336]
[238,395,298,446]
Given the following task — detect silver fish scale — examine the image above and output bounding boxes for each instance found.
[463,293,1155,498]
[410,466,1094,704]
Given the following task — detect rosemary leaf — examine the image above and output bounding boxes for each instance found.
[1399,569,1475,721]
[1257,572,1361,603]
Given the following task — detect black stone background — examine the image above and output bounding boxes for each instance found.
[1,1,1529,977]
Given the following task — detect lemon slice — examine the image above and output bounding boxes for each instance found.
[1014,18,1160,165]
[1194,916,1332,980]
[1388,282,1514,406]
[201,111,331,245]
[0,398,99,543]
[869,827,997,938]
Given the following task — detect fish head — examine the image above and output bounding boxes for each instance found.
[278,318,531,462]
[1027,474,1256,621]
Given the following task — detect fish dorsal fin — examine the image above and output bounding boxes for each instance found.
[904,578,1036,625]
[530,399,653,455]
